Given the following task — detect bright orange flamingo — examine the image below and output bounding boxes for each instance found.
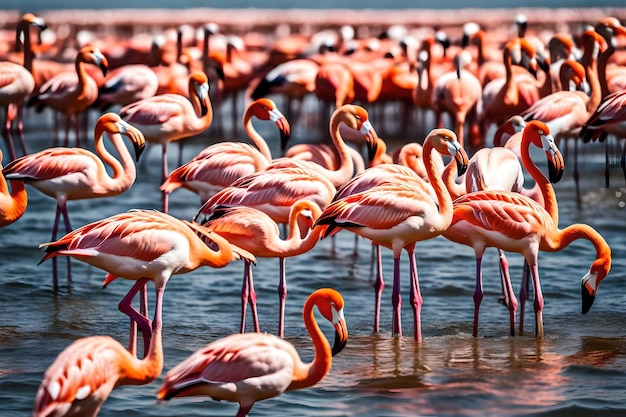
[3,113,145,292]
[27,46,108,148]
[157,287,348,417]
[0,13,46,160]
[93,63,159,111]
[278,104,377,188]
[443,121,611,338]
[33,278,162,417]
[160,98,290,204]
[201,199,323,336]
[0,149,27,227]
[38,209,254,336]
[315,129,469,341]
[119,71,214,213]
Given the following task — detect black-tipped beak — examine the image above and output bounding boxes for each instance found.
[134,142,145,162]
[547,148,565,183]
[582,283,596,314]
[461,34,469,48]
[277,118,291,151]
[366,140,378,162]
[215,65,225,82]
[332,318,348,356]
[99,61,108,77]
[455,146,469,176]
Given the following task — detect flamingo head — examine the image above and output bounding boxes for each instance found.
[189,72,211,116]
[337,105,378,161]
[94,113,146,162]
[249,98,291,151]
[19,13,47,33]
[507,38,537,78]
[77,46,108,76]
[461,21,481,48]
[595,17,626,46]
[560,60,589,95]
[311,288,348,356]
[581,256,611,314]
[427,128,468,177]
[525,121,565,183]
[493,115,526,147]
[581,30,608,60]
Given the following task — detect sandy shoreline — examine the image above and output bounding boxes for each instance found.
[1,8,625,36]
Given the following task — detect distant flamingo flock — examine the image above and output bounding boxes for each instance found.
[0,10,621,416]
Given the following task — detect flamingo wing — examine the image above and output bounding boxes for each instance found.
[120,94,186,125]
[523,92,586,122]
[2,148,98,181]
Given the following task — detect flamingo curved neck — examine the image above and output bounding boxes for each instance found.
[244,115,273,161]
[0,176,27,225]
[282,205,323,256]
[502,49,519,105]
[423,140,453,226]
[94,131,137,194]
[544,223,611,264]
[288,297,331,391]
[19,25,34,73]
[327,115,355,185]
[520,134,558,223]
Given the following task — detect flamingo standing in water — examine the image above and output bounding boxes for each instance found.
[93,64,159,111]
[202,199,323,336]
[2,113,145,292]
[157,288,348,417]
[315,129,469,341]
[119,71,214,213]
[0,149,27,227]
[38,209,254,337]
[33,278,162,417]
[0,13,46,160]
[443,121,611,338]
[27,46,109,148]
[161,98,290,204]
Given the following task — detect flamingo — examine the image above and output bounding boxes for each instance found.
[0,13,46,160]
[38,209,254,338]
[0,149,27,227]
[160,98,290,204]
[279,104,377,188]
[2,113,145,292]
[119,71,214,213]
[93,64,159,111]
[201,199,323,336]
[443,121,611,338]
[315,129,469,341]
[33,278,162,417]
[26,46,109,148]
[156,287,348,417]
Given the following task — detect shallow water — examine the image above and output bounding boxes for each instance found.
[1,96,625,416]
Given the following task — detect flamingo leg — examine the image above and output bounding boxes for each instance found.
[50,204,63,293]
[236,403,255,417]
[240,260,250,333]
[407,248,423,343]
[498,250,518,336]
[574,138,581,206]
[248,261,260,333]
[373,244,384,333]
[277,257,287,337]
[605,139,610,188]
[63,115,71,147]
[118,278,152,357]
[529,262,544,338]
[162,142,169,213]
[60,202,73,287]
[518,260,530,335]
[497,249,511,309]
[473,256,484,337]
[2,108,18,160]
[16,104,28,156]
[391,256,402,338]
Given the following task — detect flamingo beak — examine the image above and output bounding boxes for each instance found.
[453,143,469,176]
[581,270,598,314]
[118,121,146,162]
[545,144,565,184]
[197,83,210,116]
[361,120,378,162]
[527,58,538,79]
[270,109,291,151]
[332,309,348,356]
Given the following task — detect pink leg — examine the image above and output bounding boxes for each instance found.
[391,257,402,337]
[373,244,384,333]
[50,204,63,293]
[473,256,484,337]
[236,403,255,417]
[277,257,287,337]
[60,203,73,287]
[16,104,28,156]
[240,261,250,333]
[529,263,544,338]
[3,109,17,160]
[497,249,511,308]
[407,249,423,342]
[162,143,169,213]
[118,278,152,357]
[518,261,530,335]
[247,262,259,333]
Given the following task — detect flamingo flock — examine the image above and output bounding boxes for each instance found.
[0,10,621,416]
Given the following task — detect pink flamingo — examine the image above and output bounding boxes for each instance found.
[315,129,469,341]
[443,121,611,338]
[0,13,46,160]
[93,64,159,111]
[119,71,214,213]
[2,113,146,292]
[33,278,162,417]
[201,199,323,336]
[161,98,290,204]
[156,288,348,417]
[27,46,109,148]
[0,149,27,227]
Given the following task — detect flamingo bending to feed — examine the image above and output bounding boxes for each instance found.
[443,121,611,338]
[315,129,469,341]
[120,71,214,213]
[94,64,159,111]
[0,13,47,160]
[161,98,290,204]
[26,46,109,148]
[157,288,348,417]
[202,199,323,335]
[2,113,146,292]
[0,149,27,227]
[33,278,162,417]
